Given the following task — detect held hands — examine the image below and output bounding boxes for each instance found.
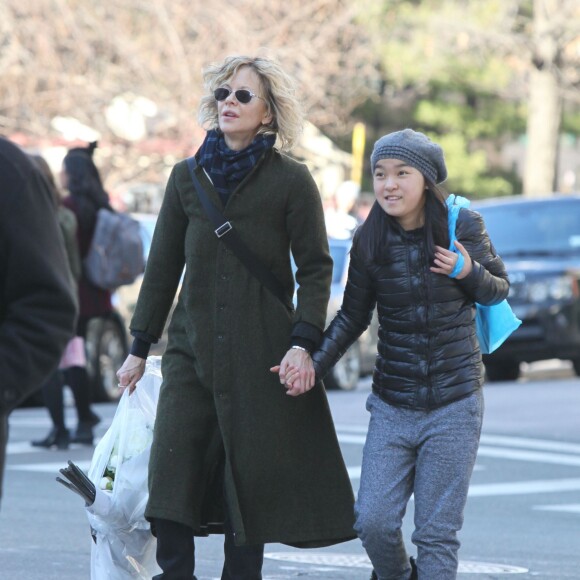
[431,240,472,280]
[269,348,315,397]
[116,354,146,394]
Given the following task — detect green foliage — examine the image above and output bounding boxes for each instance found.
[411,93,524,197]
[414,93,526,138]
[432,133,515,198]
[364,0,515,93]
[353,0,580,199]
[354,0,531,199]
[562,110,580,135]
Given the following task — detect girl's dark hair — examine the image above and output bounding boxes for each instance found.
[63,142,111,230]
[352,181,450,265]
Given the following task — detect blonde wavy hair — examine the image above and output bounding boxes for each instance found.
[198,55,303,152]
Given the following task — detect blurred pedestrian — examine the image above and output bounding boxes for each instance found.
[117,55,355,579]
[0,136,77,504]
[283,129,510,579]
[57,142,113,445]
[355,191,375,224]
[29,154,86,450]
[324,180,359,239]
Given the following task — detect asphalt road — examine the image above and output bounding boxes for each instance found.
[1,360,579,579]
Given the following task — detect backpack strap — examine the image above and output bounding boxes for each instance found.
[186,156,293,312]
[446,194,471,279]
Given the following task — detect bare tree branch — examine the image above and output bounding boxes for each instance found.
[1,0,380,189]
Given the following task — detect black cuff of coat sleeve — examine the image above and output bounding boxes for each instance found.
[130,338,152,359]
[290,337,316,353]
[455,259,480,293]
[291,321,323,348]
[130,329,159,343]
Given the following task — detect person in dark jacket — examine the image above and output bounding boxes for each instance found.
[0,136,77,504]
[116,55,355,579]
[55,142,112,445]
[283,129,510,580]
[28,154,83,450]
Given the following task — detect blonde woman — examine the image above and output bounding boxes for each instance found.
[117,55,355,579]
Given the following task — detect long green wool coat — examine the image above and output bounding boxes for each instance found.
[130,148,356,547]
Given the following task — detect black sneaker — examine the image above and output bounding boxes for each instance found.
[31,427,70,450]
[370,558,416,580]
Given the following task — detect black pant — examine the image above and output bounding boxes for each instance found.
[41,366,94,429]
[0,413,8,503]
[152,515,264,580]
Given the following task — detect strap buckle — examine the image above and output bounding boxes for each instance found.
[215,221,233,238]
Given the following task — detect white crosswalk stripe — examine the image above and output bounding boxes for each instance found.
[469,478,580,497]
[7,460,91,473]
[534,503,580,514]
[7,429,580,512]
[335,429,580,510]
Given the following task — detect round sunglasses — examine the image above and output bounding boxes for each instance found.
[214,87,265,104]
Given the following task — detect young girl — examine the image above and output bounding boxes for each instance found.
[281,129,510,579]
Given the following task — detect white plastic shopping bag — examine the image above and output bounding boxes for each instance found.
[85,356,163,579]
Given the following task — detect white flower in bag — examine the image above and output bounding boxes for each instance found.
[100,477,113,492]
[98,409,154,492]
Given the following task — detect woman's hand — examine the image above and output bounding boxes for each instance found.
[431,241,473,279]
[116,354,146,394]
[269,348,315,397]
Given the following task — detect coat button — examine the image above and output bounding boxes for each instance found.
[221,274,227,280]
[217,334,224,341]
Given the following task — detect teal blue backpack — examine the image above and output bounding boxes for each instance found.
[446,194,521,354]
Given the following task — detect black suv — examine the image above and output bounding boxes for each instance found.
[472,195,580,381]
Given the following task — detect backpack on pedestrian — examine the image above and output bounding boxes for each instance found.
[83,208,145,290]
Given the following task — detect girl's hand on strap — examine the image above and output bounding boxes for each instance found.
[431,241,472,279]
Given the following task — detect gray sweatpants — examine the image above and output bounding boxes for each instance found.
[354,391,484,580]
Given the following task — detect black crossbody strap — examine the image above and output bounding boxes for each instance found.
[186,157,293,311]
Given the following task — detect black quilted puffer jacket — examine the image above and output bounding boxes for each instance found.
[313,208,509,410]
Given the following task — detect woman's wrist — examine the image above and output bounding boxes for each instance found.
[290,345,310,354]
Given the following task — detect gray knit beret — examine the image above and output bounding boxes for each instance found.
[370,129,447,184]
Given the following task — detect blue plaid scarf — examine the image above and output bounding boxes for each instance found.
[197,130,276,206]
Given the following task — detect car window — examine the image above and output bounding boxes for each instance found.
[290,240,350,286]
[476,201,580,256]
